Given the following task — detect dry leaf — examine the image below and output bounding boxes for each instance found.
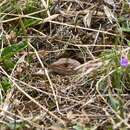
[17,54,26,63]
[103,5,116,23]
[104,0,115,7]
[44,14,59,23]
[67,111,75,120]
[34,69,46,75]
[83,10,92,27]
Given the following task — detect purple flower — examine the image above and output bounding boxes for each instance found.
[120,57,129,67]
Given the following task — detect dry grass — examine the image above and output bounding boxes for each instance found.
[1,0,130,130]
